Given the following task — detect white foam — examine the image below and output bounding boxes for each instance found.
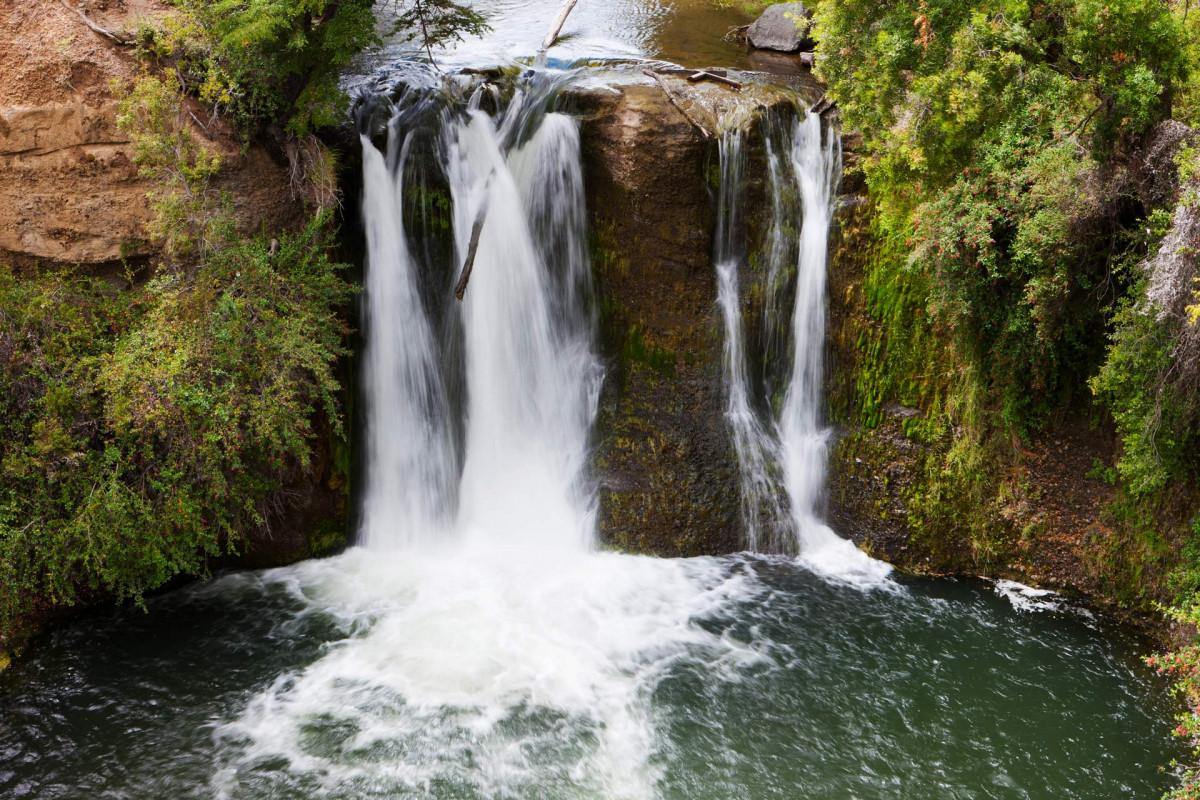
[992,580,1096,623]
[212,547,766,798]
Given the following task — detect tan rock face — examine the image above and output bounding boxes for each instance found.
[0,0,303,272]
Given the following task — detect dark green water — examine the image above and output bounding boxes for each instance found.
[0,550,1187,799]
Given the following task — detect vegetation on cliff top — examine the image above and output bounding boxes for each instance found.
[134,0,487,136]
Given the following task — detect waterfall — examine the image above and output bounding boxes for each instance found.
[358,125,456,550]
[716,109,890,582]
[444,102,601,551]
[355,80,600,553]
[713,129,787,552]
[779,112,889,581]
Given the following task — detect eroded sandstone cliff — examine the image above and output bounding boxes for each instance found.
[0,0,303,273]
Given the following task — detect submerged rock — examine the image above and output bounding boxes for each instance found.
[747,2,814,53]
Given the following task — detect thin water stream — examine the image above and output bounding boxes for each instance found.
[0,58,1190,800]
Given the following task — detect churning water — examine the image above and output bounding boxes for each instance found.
[0,75,1188,799]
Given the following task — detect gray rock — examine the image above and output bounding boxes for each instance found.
[1136,120,1197,208]
[747,2,813,53]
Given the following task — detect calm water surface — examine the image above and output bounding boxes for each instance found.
[376,0,783,70]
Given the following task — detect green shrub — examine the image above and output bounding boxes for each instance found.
[114,71,228,264]
[134,0,487,136]
[0,216,353,634]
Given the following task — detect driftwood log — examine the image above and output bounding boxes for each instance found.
[541,0,580,50]
[453,172,498,301]
[686,71,742,90]
[810,95,836,116]
[453,207,488,300]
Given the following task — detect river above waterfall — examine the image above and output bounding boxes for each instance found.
[0,549,1186,799]
[371,0,781,71]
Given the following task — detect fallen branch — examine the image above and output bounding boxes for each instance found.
[642,70,711,140]
[656,67,728,78]
[57,0,133,45]
[453,173,496,301]
[687,70,742,90]
[453,211,487,300]
[810,95,836,116]
[541,0,580,51]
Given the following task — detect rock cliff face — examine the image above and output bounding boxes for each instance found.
[573,77,807,556]
[575,83,738,556]
[0,0,303,273]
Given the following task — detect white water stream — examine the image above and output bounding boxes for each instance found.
[715,111,890,582]
[780,114,891,582]
[210,87,774,798]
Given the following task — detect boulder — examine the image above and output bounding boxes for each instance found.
[747,2,814,53]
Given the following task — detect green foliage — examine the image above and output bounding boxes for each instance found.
[816,0,1185,179]
[818,0,1188,435]
[391,0,489,62]
[114,72,229,263]
[819,0,1192,467]
[821,0,1200,575]
[134,0,378,135]
[0,217,353,633]
[133,0,487,136]
[1092,280,1198,497]
[1146,592,1200,800]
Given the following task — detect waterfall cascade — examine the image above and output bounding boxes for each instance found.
[208,79,772,797]
[358,80,601,553]
[1,70,1176,800]
[712,128,787,552]
[713,108,890,582]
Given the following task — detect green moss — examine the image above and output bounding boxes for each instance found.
[622,325,676,376]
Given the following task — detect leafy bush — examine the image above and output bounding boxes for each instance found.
[816,0,1198,572]
[114,71,228,263]
[0,217,352,635]
[135,0,486,136]
[1146,590,1200,800]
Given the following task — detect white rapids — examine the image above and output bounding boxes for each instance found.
[210,86,772,799]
